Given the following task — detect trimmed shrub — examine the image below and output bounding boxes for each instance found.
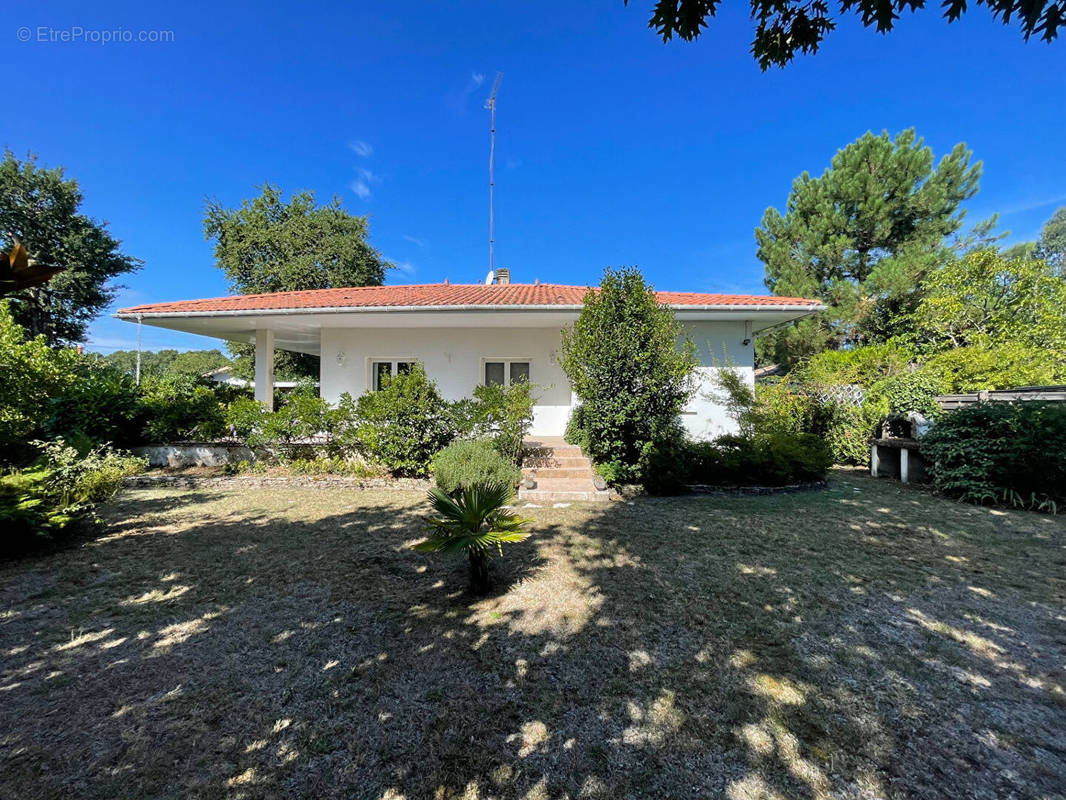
[431,438,520,495]
[353,364,457,477]
[922,401,1066,512]
[561,267,698,483]
[692,433,832,487]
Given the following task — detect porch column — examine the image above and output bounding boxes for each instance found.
[254,328,275,411]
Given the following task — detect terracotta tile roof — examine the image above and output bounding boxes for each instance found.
[117,283,822,315]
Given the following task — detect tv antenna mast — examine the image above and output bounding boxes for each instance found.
[484,72,503,276]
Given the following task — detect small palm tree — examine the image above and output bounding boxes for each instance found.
[413,482,531,594]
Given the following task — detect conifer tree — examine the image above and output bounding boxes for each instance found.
[755,129,981,367]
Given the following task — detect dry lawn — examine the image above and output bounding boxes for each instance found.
[1,471,1065,799]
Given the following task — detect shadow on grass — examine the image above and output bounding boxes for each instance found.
[0,473,1064,799]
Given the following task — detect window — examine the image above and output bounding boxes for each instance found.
[372,360,415,391]
[484,359,530,387]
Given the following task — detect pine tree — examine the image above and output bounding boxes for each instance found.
[755,129,981,367]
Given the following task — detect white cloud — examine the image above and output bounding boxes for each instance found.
[403,234,426,248]
[350,168,380,200]
[471,72,485,87]
[393,260,416,277]
[348,139,373,158]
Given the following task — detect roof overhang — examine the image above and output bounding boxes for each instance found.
[114,303,824,356]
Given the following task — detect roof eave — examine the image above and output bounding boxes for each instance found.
[114,303,825,319]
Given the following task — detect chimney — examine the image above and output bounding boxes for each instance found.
[493,267,510,285]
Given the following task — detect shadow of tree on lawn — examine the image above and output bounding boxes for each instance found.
[0,472,1064,799]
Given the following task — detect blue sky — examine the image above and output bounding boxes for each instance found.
[4,0,1065,353]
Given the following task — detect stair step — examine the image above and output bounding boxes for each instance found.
[523,456,591,469]
[525,477,601,492]
[521,467,593,479]
[525,445,584,456]
[519,489,610,503]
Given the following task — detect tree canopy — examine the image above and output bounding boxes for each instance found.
[204,184,391,377]
[628,0,1064,69]
[204,184,390,294]
[755,129,980,367]
[1035,206,1066,274]
[912,249,1066,359]
[0,151,141,345]
[103,348,231,380]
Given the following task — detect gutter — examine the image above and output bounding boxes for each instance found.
[114,302,826,320]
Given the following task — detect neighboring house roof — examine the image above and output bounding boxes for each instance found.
[117,283,822,316]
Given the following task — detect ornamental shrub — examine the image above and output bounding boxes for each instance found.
[353,364,457,477]
[921,401,1066,512]
[137,376,230,442]
[462,382,535,464]
[431,438,521,495]
[561,267,697,482]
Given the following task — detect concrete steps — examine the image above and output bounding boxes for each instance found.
[518,439,609,504]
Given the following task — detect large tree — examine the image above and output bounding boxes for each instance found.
[628,0,1064,69]
[1035,206,1066,274]
[755,129,980,367]
[0,151,141,345]
[912,248,1066,357]
[204,184,391,376]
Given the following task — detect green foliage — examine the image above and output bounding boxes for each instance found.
[797,343,914,388]
[103,348,231,380]
[287,456,381,478]
[431,439,521,496]
[458,382,535,465]
[223,397,268,444]
[1,439,145,554]
[0,150,140,345]
[821,401,884,465]
[137,376,232,442]
[561,267,698,482]
[643,431,832,495]
[922,402,1066,512]
[923,343,1064,393]
[204,183,391,294]
[1035,206,1066,274]
[631,0,1063,70]
[43,360,141,445]
[756,129,980,366]
[204,184,390,381]
[412,483,531,594]
[912,250,1066,362]
[353,365,457,477]
[870,371,944,417]
[0,303,142,452]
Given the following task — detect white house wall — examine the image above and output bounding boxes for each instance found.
[319,320,754,440]
[678,319,754,440]
[319,327,574,436]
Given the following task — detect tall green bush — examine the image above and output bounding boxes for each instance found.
[353,364,457,477]
[561,267,697,482]
[922,402,1066,512]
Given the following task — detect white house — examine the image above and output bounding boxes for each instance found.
[116,277,822,439]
